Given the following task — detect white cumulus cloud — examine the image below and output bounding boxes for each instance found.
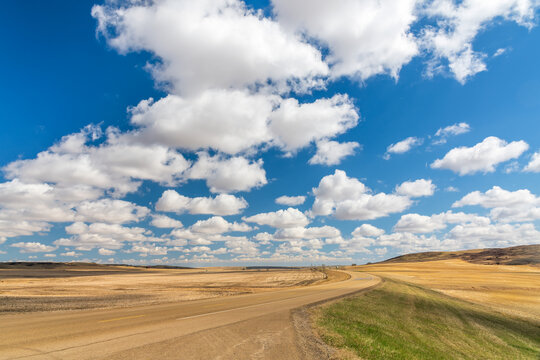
[11,242,57,253]
[190,216,254,235]
[187,153,267,193]
[453,186,540,222]
[309,140,360,166]
[421,0,540,83]
[243,208,309,229]
[311,170,412,220]
[395,179,436,198]
[155,190,248,216]
[275,195,306,206]
[352,224,385,238]
[431,136,529,175]
[269,95,359,153]
[92,0,328,95]
[150,215,183,229]
[273,0,419,80]
[129,90,276,155]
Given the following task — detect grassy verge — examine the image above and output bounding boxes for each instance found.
[314,278,540,359]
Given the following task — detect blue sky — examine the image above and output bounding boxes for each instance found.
[1,0,540,266]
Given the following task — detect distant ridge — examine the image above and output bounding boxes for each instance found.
[380,244,540,266]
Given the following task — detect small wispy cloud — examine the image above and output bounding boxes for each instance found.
[433,122,470,145]
[384,137,423,159]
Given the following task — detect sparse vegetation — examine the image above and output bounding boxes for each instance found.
[315,278,540,359]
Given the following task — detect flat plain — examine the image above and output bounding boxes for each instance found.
[0,268,379,359]
[0,263,327,313]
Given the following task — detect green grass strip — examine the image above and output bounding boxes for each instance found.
[315,278,540,359]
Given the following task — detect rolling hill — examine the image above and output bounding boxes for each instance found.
[380,244,540,266]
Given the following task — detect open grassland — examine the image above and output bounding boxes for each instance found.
[315,278,540,360]
[0,263,327,313]
[354,259,540,321]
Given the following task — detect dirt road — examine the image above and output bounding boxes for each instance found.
[0,271,379,359]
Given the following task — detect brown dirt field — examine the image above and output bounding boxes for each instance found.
[351,259,540,321]
[0,265,326,313]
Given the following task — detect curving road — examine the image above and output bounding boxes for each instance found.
[0,271,380,360]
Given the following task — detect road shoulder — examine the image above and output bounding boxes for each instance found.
[292,272,382,360]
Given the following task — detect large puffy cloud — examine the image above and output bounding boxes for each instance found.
[129,91,276,155]
[92,0,328,95]
[0,221,51,243]
[376,232,443,253]
[130,91,359,157]
[394,211,490,233]
[311,170,412,220]
[273,0,418,80]
[65,222,151,241]
[394,213,448,234]
[395,179,436,198]
[156,190,248,216]
[332,194,413,221]
[187,153,267,193]
[0,179,76,223]
[352,224,385,238]
[0,180,77,241]
[431,137,529,175]
[269,95,359,153]
[56,222,160,251]
[75,199,150,224]
[243,208,309,228]
[453,186,539,209]
[0,131,174,242]
[223,237,259,256]
[4,126,190,197]
[150,214,183,229]
[383,208,540,252]
[445,222,540,249]
[92,0,540,102]
[421,0,540,83]
[190,216,254,234]
[129,244,169,256]
[453,186,540,222]
[309,140,360,166]
[311,170,367,207]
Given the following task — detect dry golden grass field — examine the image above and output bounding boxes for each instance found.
[0,263,328,313]
[353,258,540,321]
